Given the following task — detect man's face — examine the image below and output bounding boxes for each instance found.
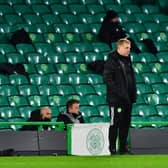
[117,42,131,57]
[68,103,80,114]
[111,17,118,23]
[41,108,52,120]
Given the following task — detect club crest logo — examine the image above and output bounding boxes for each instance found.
[86,128,104,155]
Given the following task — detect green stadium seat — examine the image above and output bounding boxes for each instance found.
[144,23,162,33]
[32,24,54,34]
[156,105,168,117]
[23,14,43,25]
[142,5,159,14]
[0,34,9,44]
[54,24,75,33]
[29,33,44,43]
[136,95,146,105]
[0,107,20,120]
[0,5,14,15]
[161,22,168,32]
[73,24,91,34]
[74,43,93,52]
[133,104,157,117]
[48,74,69,85]
[69,74,88,85]
[155,42,168,52]
[6,53,26,64]
[104,4,124,13]
[154,32,167,42]
[31,4,50,15]
[56,85,76,96]
[29,74,49,85]
[9,74,29,85]
[144,93,168,105]
[16,44,35,55]
[54,43,75,53]
[86,95,106,106]
[124,23,146,34]
[138,53,157,63]
[131,116,147,128]
[135,74,144,83]
[25,0,43,4]
[50,106,60,118]
[5,14,23,25]
[8,95,28,106]
[74,63,88,74]
[51,4,69,15]
[19,106,37,119]
[0,85,18,96]
[79,13,98,24]
[92,42,110,53]
[26,53,48,64]
[81,33,97,43]
[0,96,9,107]
[130,53,141,62]
[35,64,56,74]
[83,52,103,63]
[81,0,99,5]
[94,84,106,96]
[60,14,79,24]
[152,14,168,24]
[75,85,96,96]
[134,13,154,23]
[133,63,151,73]
[6,0,24,6]
[63,33,81,43]
[119,13,136,23]
[69,4,88,15]
[0,44,16,55]
[137,83,153,95]
[24,64,37,74]
[28,95,49,106]
[123,4,141,14]
[48,95,67,106]
[87,74,103,84]
[142,73,162,84]
[0,75,9,85]
[152,83,168,94]
[97,105,110,118]
[38,85,58,96]
[88,116,108,123]
[80,106,99,118]
[149,62,168,73]
[64,52,84,63]
[19,85,39,96]
[13,4,34,16]
[160,73,168,84]
[55,64,76,74]
[0,24,10,34]
[47,52,65,63]
[35,43,55,55]
[42,14,61,25]
[87,4,105,14]
[44,33,63,44]
[157,52,168,62]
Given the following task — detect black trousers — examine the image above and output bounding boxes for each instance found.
[109,104,132,154]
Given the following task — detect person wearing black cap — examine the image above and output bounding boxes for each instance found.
[103,38,137,154]
[99,10,157,54]
[21,107,52,131]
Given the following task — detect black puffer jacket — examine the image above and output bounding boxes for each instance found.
[103,51,137,106]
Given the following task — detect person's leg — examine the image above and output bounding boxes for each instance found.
[109,106,119,154]
[118,104,132,154]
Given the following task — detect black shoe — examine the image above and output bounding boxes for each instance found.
[109,149,117,155]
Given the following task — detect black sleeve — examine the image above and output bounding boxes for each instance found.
[57,114,73,125]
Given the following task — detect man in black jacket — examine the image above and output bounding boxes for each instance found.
[21,107,52,131]
[103,38,136,154]
[57,99,84,128]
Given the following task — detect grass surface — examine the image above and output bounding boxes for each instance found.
[0,155,167,168]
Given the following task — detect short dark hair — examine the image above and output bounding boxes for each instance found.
[66,99,80,112]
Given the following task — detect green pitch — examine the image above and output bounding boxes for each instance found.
[0,155,167,168]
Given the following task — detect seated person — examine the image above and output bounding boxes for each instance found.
[21,107,52,131]
[98,10,157,54]
[57,99,84,127]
